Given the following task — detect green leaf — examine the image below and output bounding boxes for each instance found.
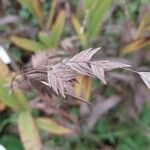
[17,0,34,14]
[48,10,65,47]
[0,135,23,150]
[87,0,111,39]
[13,89,28,111]
[18,111,42,150]
[36,117,74,135]
[0,79,19,110]
[38,31,51,47]
[0,79,28,111]
[71,14,87,47]
[83,0,93,10]
[46,0,57,29]
[10,36,46,52]
[17,0,45,28]
[0,60,27,110]
[31,0,45,28]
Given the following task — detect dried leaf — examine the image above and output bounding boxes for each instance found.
[121,37,150,54]
[69,47,100,62]
[36,117,73,135]
[74,76,91,100]
[48,72,59,95]
[74,76,83,97]
[66,62,91,75]
[138,7,150,35]
[95,60,131,71]
[0,59,12,81]
[91,64,106,84]
[71,14,87,47]
[0,101,6,112]
[17,48,131,103]
[138,72,150,89]
[82,76,91,100]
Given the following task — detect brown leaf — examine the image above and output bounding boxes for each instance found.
[0,101,6,112]
[17,48,132,104]
[91,64,106,84]
[93,60,131,71]
[66,62,92,75]
[138,72,150,89]
[69,47,100,62]
[121,37,150,54]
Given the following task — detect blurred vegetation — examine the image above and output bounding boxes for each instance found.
[0,0,150,150]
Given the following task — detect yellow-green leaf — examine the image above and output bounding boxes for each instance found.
[137,10,150,36]
[83,0,93,10]
[47,0,57,29]
[17,0,34,14]
[10,36,46,52]
[71,14,87,47]
[122,37,150,54]
[0,60,28,110]
[36,117,73,135]
[74,75,91,101]
[31,0,45,29]
[48,10,65,47]
[74,76,83,98]
[13,89,28,111]
[0,79,19,110]
[0,59,12,82]
[38,31,51,47]
[18,111,42,150]
[0,60,19,109]
[82,76,91,100]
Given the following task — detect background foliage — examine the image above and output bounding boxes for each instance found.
[0,0,150,150]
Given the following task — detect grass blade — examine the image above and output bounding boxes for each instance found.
[71,14,87,47]
[17,0,34,14]
[38,31,51,47]
[10,36,46,52]
[36,117,73,135]
[121,37,150,54]
[87,0,111,39]
[18,111,42,150]
[0,79,19,110]
[48,10,65,47]
[47,0,57,29]
[31,0,45,29]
